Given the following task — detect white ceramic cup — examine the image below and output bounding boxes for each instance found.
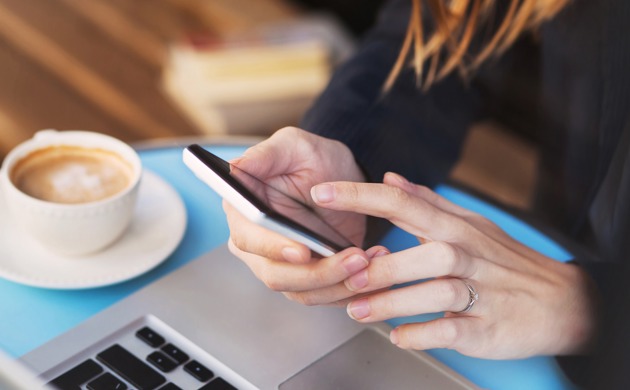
[0,130,142,256]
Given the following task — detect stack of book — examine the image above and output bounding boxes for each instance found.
[162,15,354,135]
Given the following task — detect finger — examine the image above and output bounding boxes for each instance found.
[346,278,477,322]
[285,285,392,307]
[229,134,287,178]
[345,241,476,292]
[390,317,484,354]
[383,172,473,218]
[384,172,529,255]
[311,181,467,242]
[282,282,358,306]
[231,127,310,179]
[232,244,369,292]
[223,201,311,263]
[280,246,390,306]
[365,245,390,259]
[343,245,390,292]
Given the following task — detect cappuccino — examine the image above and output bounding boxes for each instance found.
[11,145,133,204]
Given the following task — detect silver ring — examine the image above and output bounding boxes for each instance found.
[455,281,478,313]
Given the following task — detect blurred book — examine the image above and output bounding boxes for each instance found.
[162,14,355,136]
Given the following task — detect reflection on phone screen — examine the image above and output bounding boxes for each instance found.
[225,160,355,252]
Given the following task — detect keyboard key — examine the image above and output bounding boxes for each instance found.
[49,359,104,390]
[198,377,238,390]
[147,351,178,373]
[136,327,166,348]
[158,383,183,390]
[184,360,214,382]
[97,344,166,390]
[87,373,128,390]
[161,343,189,365]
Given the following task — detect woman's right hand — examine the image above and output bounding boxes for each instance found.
[224,127,374,304]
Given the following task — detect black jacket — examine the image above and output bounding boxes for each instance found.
[301,0,630,387]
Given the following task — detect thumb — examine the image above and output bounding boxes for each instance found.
[230,135,297,180]
[229,146,279,180]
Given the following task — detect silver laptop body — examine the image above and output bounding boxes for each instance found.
[19,244,478,390]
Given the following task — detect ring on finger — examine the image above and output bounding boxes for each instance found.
[453,280,478,314]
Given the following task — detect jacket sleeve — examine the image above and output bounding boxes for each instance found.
[300,0,485,188]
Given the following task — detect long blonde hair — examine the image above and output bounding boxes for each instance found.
[384,0,570,90]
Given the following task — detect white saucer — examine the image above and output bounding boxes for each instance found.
[0,170,187,289]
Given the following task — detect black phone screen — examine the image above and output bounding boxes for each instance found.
[186,144,355,253]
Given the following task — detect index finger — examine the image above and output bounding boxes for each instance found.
[311,182,467,243]
[223,200,311,263]
[228,240,369,293]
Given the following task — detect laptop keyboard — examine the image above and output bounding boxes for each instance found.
[48,326,238,390]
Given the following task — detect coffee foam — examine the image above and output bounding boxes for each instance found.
[11,146,133,204]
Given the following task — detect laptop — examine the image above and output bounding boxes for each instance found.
[0,349,48,389]
[13,244,478,389]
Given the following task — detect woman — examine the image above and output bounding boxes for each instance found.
[224,0,630,384]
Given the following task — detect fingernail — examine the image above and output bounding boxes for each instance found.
[366,246,390,258]
[311,184,335,203]
[282,247,303,263]
[347,299,371,320]
[342,254,368,274]
[228,157,243,165]
[345,270,368,291]
[372,249,389,258]
[390,328,399,345]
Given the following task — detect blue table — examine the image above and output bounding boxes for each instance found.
[0,142,576,389]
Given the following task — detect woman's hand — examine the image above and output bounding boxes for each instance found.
[224,127,372,304]
[227,127,367,262]
[310,172,599,359]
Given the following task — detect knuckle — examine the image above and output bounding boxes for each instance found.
[330,138,349,153]
[307,266,329,290]
[258,240,281,261]
[415,184,434,199]
[340,182,360,203]
[381,257,400,282]
[260,270,283,292]
[282,291,300,303]
[296,292,319,306]
[436,279,461,307]
[430,242,460,273]
[435,320,460,349]
[379,294,397,318]
[389,186,409,205]
[383,186,410,218]
[276,126,300,137]
[229,232,247,253]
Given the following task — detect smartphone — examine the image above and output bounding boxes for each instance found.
[183,144,355,257]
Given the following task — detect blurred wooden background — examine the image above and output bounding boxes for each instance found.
[0,0,299,160]
[0,0,536,209]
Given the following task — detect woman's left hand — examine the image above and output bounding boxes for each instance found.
[310,172,599,359]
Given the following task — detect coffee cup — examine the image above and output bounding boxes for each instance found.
[0,130,142,256]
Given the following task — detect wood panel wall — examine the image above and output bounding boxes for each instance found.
[0,0,297,160]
